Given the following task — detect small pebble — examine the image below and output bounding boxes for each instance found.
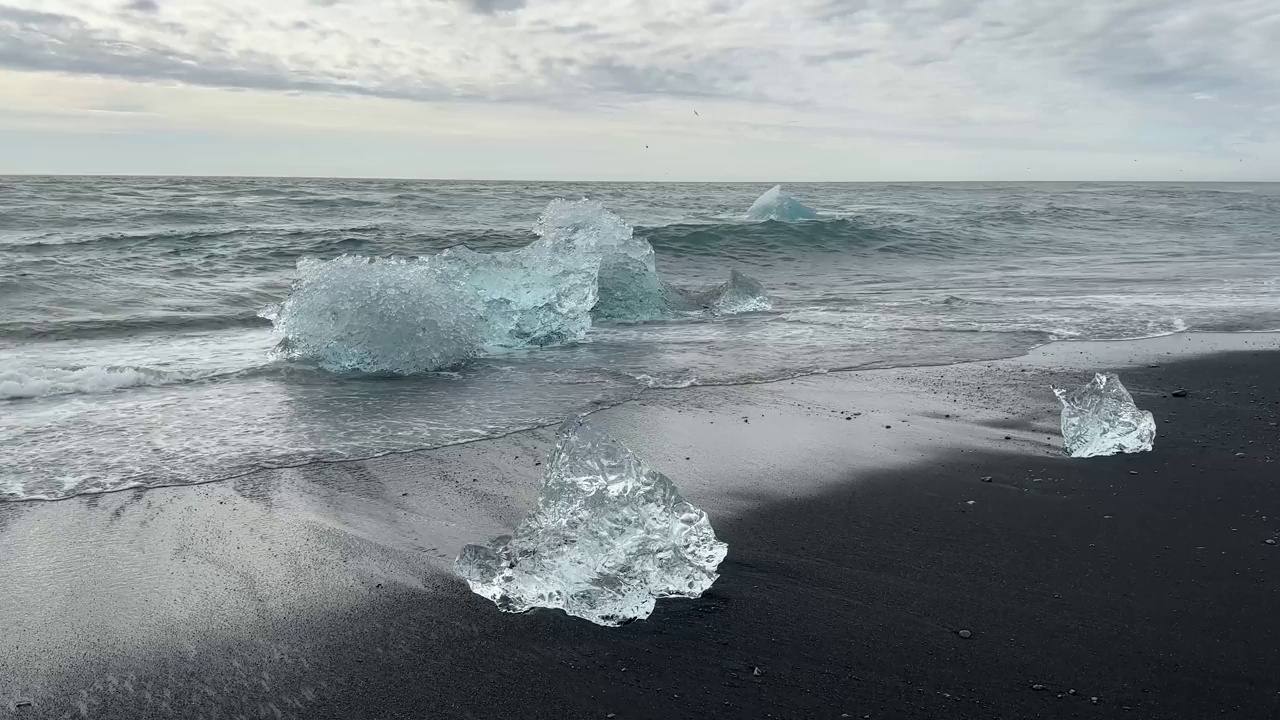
[1236,452,1246,458]
[958,629,972,638]
[1172,389,1188,397]
[1068,689,1077,695]
[1032,684,1046,691]
[1265,539,1276,546]
[1129,470,1138,475]
[752,667,764,676]
[981,476,993,482]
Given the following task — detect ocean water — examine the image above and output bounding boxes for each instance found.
[2,178,1278,501]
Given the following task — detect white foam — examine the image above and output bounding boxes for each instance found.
[0,365,203,400]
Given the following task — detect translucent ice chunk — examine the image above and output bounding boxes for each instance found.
[264,255,483,374]
[1053,373,1156,458]
[455,416,727,626]
[690,269,772,314]
[745,184,818,222]
[592,230,668,322]
[267,200,661,373]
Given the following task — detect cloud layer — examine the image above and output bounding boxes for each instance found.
[1,0,1277,176]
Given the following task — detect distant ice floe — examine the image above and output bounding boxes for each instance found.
[455,416,727,626]
[1053,373,1156,458]
[745,185,818,222]
[265,199,771,374]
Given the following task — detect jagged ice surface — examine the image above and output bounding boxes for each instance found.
[266,200,666,373]
[1053,373,1156,458]
[745,184,818,222]
[266,199,774,372]
[455,416,728,626]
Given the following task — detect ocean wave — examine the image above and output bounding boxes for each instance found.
[6,224,389,250]
[0,365,216,400]
[0,312,271,341]
[640,218,964,259]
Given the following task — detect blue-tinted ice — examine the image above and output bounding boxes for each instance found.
[266,199,770,373]
[455,416,727,626]
[745,184,818,222]
[1053,373,1156,458]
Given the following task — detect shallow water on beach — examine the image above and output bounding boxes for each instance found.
[3,178,1279,499]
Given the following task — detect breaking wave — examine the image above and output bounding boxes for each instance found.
[0,365,216,400]
[0,313,270,341]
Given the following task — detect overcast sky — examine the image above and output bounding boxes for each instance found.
[1,0,1276,180]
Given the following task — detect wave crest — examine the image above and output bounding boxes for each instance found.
[0,365,209,400]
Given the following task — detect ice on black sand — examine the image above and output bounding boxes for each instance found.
[1052,373,1155,458]
[455,416,727,627]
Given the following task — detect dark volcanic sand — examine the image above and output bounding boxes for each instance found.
[3,349,1279,720]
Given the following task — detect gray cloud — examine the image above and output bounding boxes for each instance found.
[122,0,158,12]
[805,49,871,65]
[464,0,524,14]
[0,0,1275,153]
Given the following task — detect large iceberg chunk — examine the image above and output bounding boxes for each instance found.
[591,223,668,322]
[745,184,818,222]
[1053,373,1156,458]
[266,200,664,373]
[262,255,483,374]
[455,416,728,626]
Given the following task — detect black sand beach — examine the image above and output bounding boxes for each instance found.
[2,336,1278,719]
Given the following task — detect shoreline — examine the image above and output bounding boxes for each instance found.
[2,333,1278,718]
[7,330,1279,505]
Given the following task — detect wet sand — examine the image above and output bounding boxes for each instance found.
[2,333,1278,719]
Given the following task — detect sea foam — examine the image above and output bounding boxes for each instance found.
[0,365,203,400]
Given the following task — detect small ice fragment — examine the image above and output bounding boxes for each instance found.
[668,269,772,315]
[455,416,727,626]
[1052,373,1156,458]
[745,185,818,222]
